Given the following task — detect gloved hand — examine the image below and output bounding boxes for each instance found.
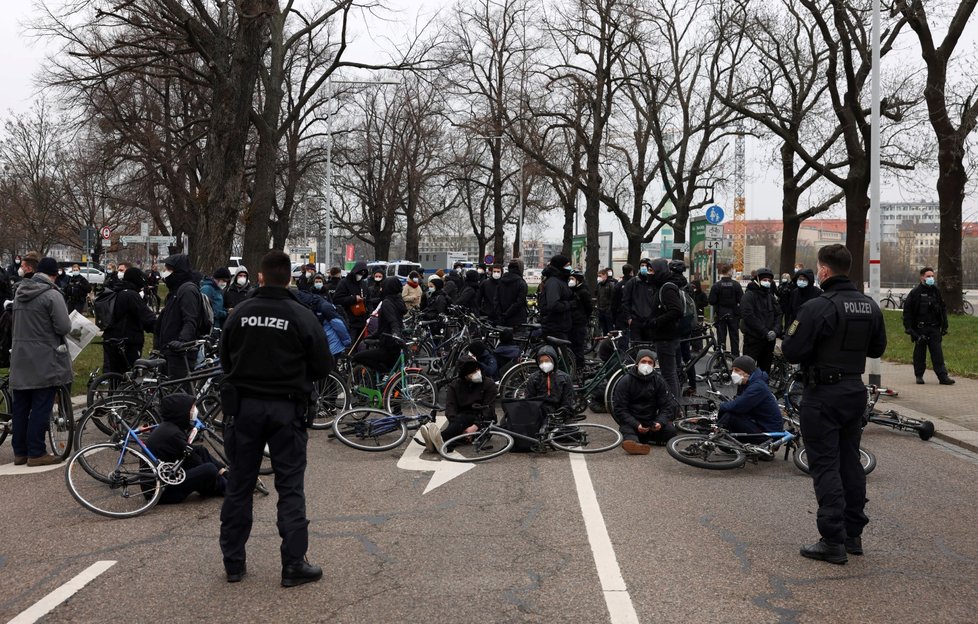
[766,330,776,341]
[166,340,185,351]
[909,332,919,343]
[916,335,929,345]
[942,328,948,336]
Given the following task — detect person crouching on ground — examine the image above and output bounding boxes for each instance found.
[145,393,227,504]
[717,355,783,441]
[523,345,575,416]
[611,349,678,455]
[419,354,497,453]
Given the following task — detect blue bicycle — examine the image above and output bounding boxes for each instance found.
[666,426,800,470]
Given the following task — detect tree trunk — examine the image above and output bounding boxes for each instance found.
[491,142,506,262]
[561,195,575,256]
[843,184,868,291]
[937,138,966,312]
[780,210,801,276]
[626,230,643,268]
[404,200,419,261]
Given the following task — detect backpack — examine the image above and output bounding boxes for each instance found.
[0,306,11,367]
[659,282,697,336]
[93,290,120,330]
[501,400,545,452]
[176,282,213,337]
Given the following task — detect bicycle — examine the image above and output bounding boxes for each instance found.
[667,425,802,470]
[862,385,934,440]
[331,402,440,451]
[65,406,268,519]
[0,376,11,448]
[345,336,437,421]
[437,405,623,462]
[879,289,906,310]
[0,375,73,459]
[962,292,974,316]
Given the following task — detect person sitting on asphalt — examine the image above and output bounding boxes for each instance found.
[419,354,497,453]
[523,345,575,416]
[717,355,784,441]
[145,393,228,504]
[466,340,499,380]
[611,349,678,455]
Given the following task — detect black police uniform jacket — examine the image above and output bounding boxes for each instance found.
[781,276,887,373]
[902,282,948,334]
[220,286,334,397]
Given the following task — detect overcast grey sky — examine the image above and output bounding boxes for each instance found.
[3,0,975,244]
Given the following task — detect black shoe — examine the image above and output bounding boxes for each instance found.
[800,538,848,565]
[282,561,323,588]
[915,377,924,384]
[845,536,863,556]
[939,377,955,385]
[226,566,246,583]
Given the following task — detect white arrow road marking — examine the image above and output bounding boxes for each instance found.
[569,452,640,624]
[8,560,117,624]
[0,462,65,476]
[396,416,475,494]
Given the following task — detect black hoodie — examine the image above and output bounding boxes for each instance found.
[376,277,407,350]
[333,261,369,328]
[496,269,528,327]
[155,254,202,347]
[104,272,157,346]
[456,270,480,312]
[785,269,821,327]
[537,266,574,336]
[445,354,497,422]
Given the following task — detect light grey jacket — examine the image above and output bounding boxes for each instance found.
[10,275,73,390]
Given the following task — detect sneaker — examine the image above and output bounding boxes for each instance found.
[418,423,434,453]
[14,456,27,466]
[800,538,848,565]
[27,454,62,467]
[428,423,444,453]
[915,377,924,385]
[281,560,323,588]
[939,377,955,385]
[622,440,651,455]
[844,536,863,556]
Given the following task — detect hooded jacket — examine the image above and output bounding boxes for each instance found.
[376,277,407,350]
[523,345,575,412]
[224,271,255,310]
[495,269,528,327]
[456,270,481,312]
[611,364,676,430]
[333,261,369,327]
[9,275,73,390]
[611,275,633,327]
[199,276,228,330]
[622,271,657,325]
[537,266,574,336]
[785,269,822,327]
[740,279,782,339]
[155,254,203,348]
[571,279,593,329]
[422,278,450,318]
[718,369,783,433]
[476,275,500,319]
[646,264,684,340]
[103,275,157,346]
[445,354,497,422]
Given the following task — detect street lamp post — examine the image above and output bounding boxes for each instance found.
[868,0,883,388]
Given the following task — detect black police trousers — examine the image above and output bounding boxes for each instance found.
[220,398,309,573]
[715,313,739,356]
[798,381,868,544]
[742,335,774,373]
[912,325,948,379]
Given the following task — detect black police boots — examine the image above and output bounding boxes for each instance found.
[226,565,246,583]
[800,538,848,564]
[845,536,863,555]
[282,560,323,587]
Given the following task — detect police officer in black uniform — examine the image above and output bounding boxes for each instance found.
[219,250,334,586]
[781,244,886,565]
[902,266,954,385]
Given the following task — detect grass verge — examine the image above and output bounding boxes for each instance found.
[882,309,978,378]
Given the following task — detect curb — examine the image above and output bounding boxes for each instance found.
[879,402,978,455]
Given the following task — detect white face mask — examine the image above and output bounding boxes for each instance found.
[730,372,745,385]
[117,271,126,280]
[314,282,324,289]
[427,287,435,294]
[374,276,383,282]
[306,271,314,278]
[17,267,25,277]
[539,361,554,374]
[492,272,501,280]
[760,280,771,288]
[69,271,78,277]
[598,277,605,283]
[236,276,247,287]
[161,270,172,279]
[797,280,809,288]
[468,371,483,383]
[477,269,485,275]
[637,363,654,376]
[216,281,227,289]
[568,278,577,288]
[356,274,364,282]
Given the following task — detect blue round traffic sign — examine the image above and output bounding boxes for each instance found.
[484,254,494,265]
[706,205,725,225]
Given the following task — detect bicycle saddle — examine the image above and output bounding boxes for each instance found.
[133,358,166,370]
[545,336,572,347]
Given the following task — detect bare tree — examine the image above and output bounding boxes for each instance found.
[895,0,978,312]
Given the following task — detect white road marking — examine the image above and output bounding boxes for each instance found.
[396,416,475,494]
[8,560,116,624]
[569,453,640,624]
[0,462,64,476]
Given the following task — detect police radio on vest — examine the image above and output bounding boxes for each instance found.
[843,301,872,315]
[241,316,290,330]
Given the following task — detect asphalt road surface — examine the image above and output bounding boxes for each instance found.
[2,415,977,624]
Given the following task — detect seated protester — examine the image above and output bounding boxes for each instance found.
[144,394,227,505]
[493,329,522,373]
[350,277,406,373]
[523,345,574,416]
[102,268,157,374]
[717,355,783,440]
[611,349,678,455]
[467,340,499,380]
[418,355,497,453]
[402,272,422,310]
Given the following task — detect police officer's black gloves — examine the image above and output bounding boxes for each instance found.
[166,340,185,351]
[942,328,948,336]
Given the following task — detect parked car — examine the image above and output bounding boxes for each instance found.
[78,266,106,285]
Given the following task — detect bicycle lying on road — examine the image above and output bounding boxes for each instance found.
[862,385,935,440]
[331,402,440,452]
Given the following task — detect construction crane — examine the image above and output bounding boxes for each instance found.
[732,125,746,273]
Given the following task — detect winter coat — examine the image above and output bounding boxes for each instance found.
[611,366,676,430]
[333,261,369,331]
[476,278,500,320]
[595,278,616,312]
[376,277,407,351]
[611,275,632,327]
[223,280,255,311]
[903,282,948,332]
[495,270,528,327]
[622,274,657,326]
[366,277,386,312]
[647,271,684,340]
[739,282,783,339]
[64,274,92,304]
[102,281,157,347]
[537,267,574,336]
[571,282,593,329]
[523,346,575,412]
[708,276,743,316]
[9,275,73,390]
[402,282,422,310]
[155,266,203,348]
[718,369,783,433]
[785,269,822,328]
[199,277,228,330]
[456,271,481,312]
[446,355,498,422]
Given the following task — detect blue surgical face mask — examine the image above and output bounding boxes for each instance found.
[563,265,572,272]
[797,280,809,288]
[639,266,649,275]
[925,277,935,286]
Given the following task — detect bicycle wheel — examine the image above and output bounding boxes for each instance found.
[0,386,10,447]
[332,408,408,451]
[439,429,514,462]
[86,372,127,408]
[964,300,974,316]
[549,422,622,453]
[767,357,791,395]
[602,366,634,416]
[497,361,537,401]
[880,297,897,310]
[675,414,717,434]
[793,446,877,475]
[666,434,747,469]
[383,371,436,420]
[705,352,735,387]
[48,386,74,460]
[66,443,163,518]
[310,372,350,430]
[75,396,159,450]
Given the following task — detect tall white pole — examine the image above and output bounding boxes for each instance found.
[868,0,883,387]
[325,84,333,268]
